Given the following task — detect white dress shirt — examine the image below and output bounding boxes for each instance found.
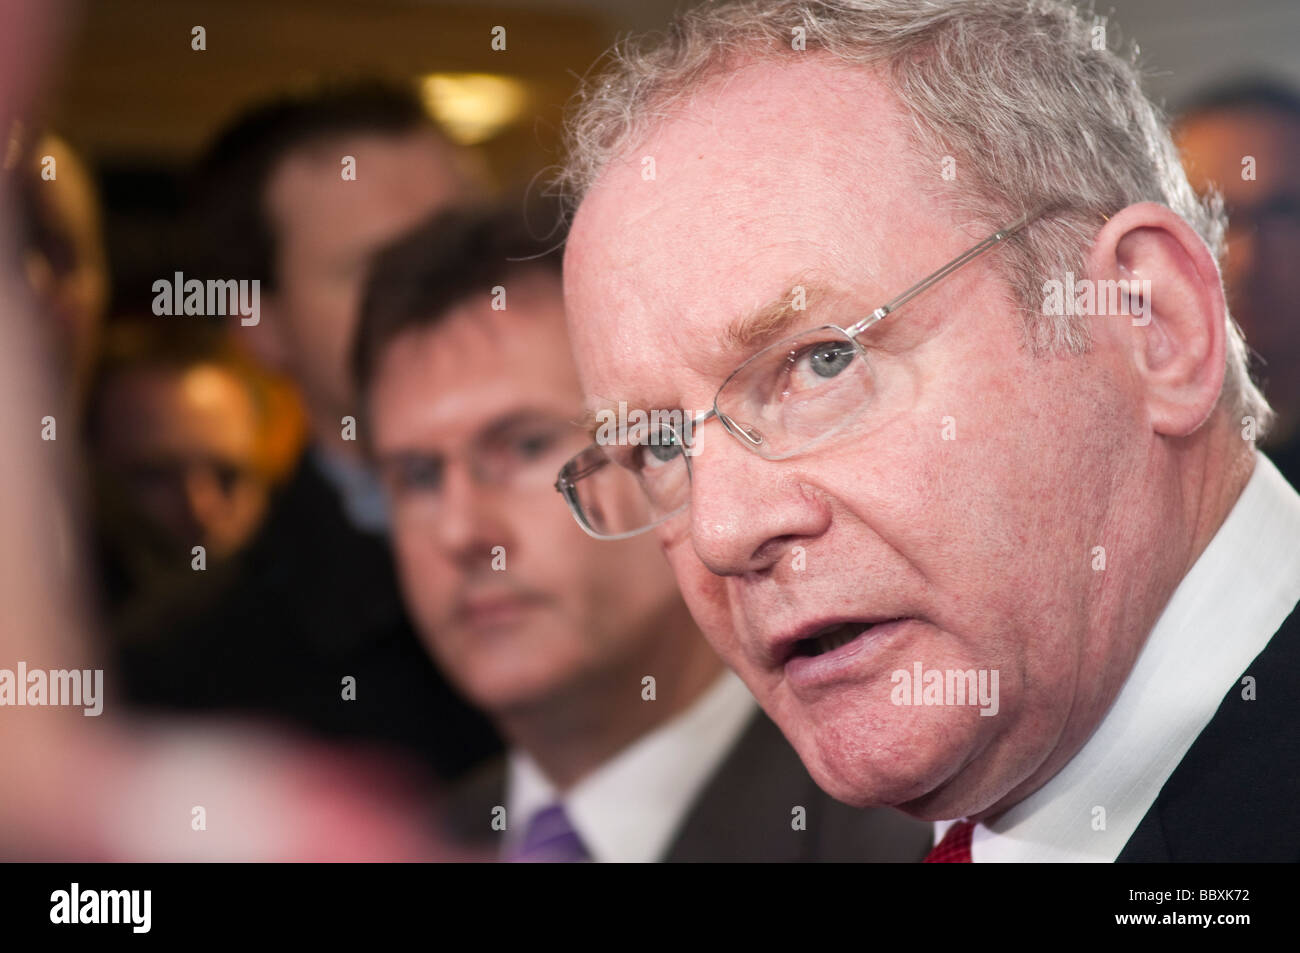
[934,453,1300,861]
[504,669,757,862]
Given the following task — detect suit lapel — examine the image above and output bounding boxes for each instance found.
[442,757,508,855]
[1118,601,1300,862]
[663,711,819,862]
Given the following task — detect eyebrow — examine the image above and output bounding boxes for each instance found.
[576,401,693,443]
[720,279,844,353]
[579,403,622,443]
[375,408,575,461]
[579,406,601,442]
[576,279,852,438]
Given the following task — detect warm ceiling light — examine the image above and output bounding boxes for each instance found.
[420,73,529,145]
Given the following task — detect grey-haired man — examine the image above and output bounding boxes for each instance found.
[555,0,1300,861]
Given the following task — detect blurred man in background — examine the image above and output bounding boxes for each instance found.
[353,204,931,861]
[0,1,458,863]
[1177,80,1300,484]
[14,129,109,418]
[120,81,500,781]
[86,319,274,622]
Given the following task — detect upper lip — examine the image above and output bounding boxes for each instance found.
[454,591,548,622]
[764,615,903,667]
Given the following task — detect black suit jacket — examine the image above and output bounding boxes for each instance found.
[118,452,500,781]
[444,708,932,862]
[1118,600,1300,861]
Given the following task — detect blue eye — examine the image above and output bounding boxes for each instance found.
[802,340,856,379]
[635,425,684,472]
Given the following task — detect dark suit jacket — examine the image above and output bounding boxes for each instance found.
[118,451,501,781]
[1118,600,1300,861]
[444,707,932,862]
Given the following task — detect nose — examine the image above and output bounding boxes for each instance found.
[687,424,831,576]
[431,462,513,570]
[183,467,231,545]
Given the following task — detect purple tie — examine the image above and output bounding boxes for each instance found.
[508,803,591,863]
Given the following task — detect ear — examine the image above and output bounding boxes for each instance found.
[236,293,292,372]
[1085,202,1227,438]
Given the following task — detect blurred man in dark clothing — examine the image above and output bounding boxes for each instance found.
[87,319,274,620]
[120,82,500,781]
[1177,80,1300,484]
[90,321,273,560]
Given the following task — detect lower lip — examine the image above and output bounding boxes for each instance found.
[460,600,546,630]
[783,618,917,691]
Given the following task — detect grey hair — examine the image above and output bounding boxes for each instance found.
[556,0,1272,434]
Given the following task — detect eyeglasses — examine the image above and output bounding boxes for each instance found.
[555,208,1045,540]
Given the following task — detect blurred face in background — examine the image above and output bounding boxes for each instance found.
[1177,106,1300,440]
[95,362,270,557]
[21,133,109,409]
[369,270,714,720]
[259,131,471,438]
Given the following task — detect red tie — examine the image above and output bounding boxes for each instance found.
[924,820,974,863]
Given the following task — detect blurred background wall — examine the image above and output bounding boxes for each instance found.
[36,0,1300,317]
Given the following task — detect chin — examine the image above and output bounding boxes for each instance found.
[782,697,990,811]
[458,645,594,715]
[463,668,567,715]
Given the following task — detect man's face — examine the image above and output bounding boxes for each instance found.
[96,363,270,557]
[23,135,108,406]
[263,130,468,427]
[369,272,703,716]
[564,59,1151,818]
[1177,107,1300,427]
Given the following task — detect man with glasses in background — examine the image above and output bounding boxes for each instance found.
[352,202,930,862]
[555,0,1300,861]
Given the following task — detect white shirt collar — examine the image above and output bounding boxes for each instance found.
[505,669,757,862]
[938,453,1300,861]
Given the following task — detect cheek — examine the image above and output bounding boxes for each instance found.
[873,343,1065,547]
[285,280,355,360]
[852,354,1120,674]
[229,484,267,521]
[322,297,361,368]
[514,521,651,662]
[391,531,455,630]
[663,543,737,655]
[570,534,670,628]
[520,505,599,591]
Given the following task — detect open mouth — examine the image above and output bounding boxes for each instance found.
[790,620,889,659]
